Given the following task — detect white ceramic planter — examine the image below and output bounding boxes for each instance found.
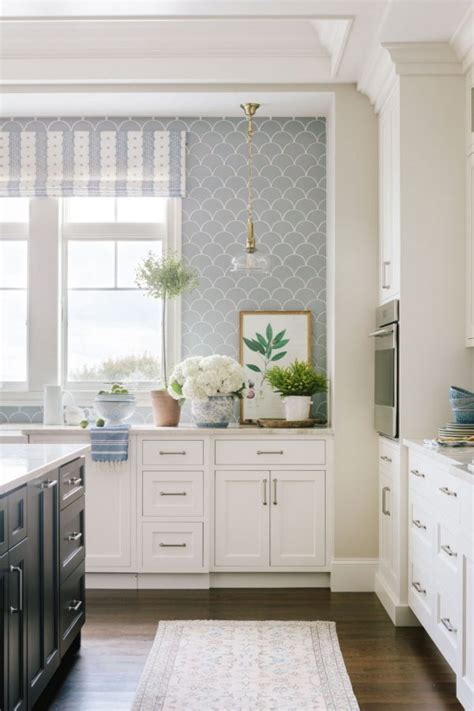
[283,396,312,421]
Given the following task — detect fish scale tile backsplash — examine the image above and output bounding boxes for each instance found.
[0,115,326,422]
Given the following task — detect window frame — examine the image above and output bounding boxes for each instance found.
[0,197,181,405]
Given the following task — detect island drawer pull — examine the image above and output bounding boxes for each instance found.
[440,544,457,558]
[159,450,186,455]
[412,581,426,595]
[67,531,83,542]
[160,491,187,497]
[272,478,278,505]
[410,469,425,478]
[382,487,391,516]
[439,486,457,497]
[441,618,457,634]
[9,564,23,614]
[66,476,82,487]
[40,479,57,489]
[380,455,392,463]
[257,450,284,455]
[412,519,426,530]
[67,599,82,612]
[159,542,187,548]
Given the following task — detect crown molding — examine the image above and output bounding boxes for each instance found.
[450,7,473,72]
[357,43,397,114]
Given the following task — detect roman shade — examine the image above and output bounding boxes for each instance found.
[0,118,186,197]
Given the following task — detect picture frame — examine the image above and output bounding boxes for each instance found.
[239,310,313,423]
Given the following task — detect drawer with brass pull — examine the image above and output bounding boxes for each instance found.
[141,522,204,572]
[409,559,433,630]
[434,584,460,669]
[60,495,85,583]
[59,457,85,510]
[409,494,433,554]
[142,440,204,467]
[142,471,204,517]
[60,561,85,657]
[215,439,325,466]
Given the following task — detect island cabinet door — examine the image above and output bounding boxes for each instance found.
[1,552,8,711]
[214,471,270,568]
[270,470,326,567]
[7,538,27,711]
[26,470,60,706]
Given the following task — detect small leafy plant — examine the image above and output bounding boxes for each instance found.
[244,323,289,378]
[265,360,328,397]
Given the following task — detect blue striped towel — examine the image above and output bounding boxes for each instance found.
[90,424,130,463]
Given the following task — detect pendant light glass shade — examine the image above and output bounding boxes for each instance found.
[230,102,271,274]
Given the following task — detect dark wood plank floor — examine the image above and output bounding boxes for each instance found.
[39,589,461,710]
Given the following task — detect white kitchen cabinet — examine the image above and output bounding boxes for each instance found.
[378,468,395,579]
[466,131,474,344]
[141,522,204,572]
[270,470,325,567]
[459,549,474,709]
[378,82,400,305]
[214,470,269,568]
[28,434,134,571]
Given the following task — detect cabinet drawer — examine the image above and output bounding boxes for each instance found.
[8,486,27,549]
[434,584,460,671]
[409,494,434,556]
[142,440,204,466]
[60,562,85,657]
[435,522,460,583]
[379,438,399,475]
[142,471,203,517]
[60,495,85,583]
[409,558,433,630]
[434,471,462,525]
[59,458,85,510]
[215,439,325,466]
[408,454,433,498]
[0,496,7,556]
[142,522,203,572]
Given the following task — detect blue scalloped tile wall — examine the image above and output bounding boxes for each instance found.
[0,116,326,422]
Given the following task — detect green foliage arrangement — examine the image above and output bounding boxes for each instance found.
[244,323,289,379]
[135,253,198,386]
[265,359,328,397]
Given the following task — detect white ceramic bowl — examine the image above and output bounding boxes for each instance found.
[94,394,136,424]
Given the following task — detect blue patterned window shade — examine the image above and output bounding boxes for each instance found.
[0,118,186,197]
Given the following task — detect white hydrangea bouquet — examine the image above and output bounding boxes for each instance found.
[168,355,246,428]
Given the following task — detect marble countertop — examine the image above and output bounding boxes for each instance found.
[0,443,90,496]
[403,439,474,484]
[0,423,334,437]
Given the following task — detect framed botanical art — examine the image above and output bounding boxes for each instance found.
[239,310,312,422]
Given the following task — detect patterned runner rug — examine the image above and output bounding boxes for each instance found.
[132,620,359,710]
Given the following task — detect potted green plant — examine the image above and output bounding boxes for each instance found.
[135,253,198,426]
[265,359,328,421]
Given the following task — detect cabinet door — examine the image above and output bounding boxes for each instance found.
[27,470,60,706]
[379,471,394,578]
[1,552,8,711]
[215,471,269,568]
[461,553,474,707]
[0,498,7,558]
[8,539,27,711]
[270,470,325,567]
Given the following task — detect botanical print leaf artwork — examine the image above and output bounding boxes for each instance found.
[240,311,312,421]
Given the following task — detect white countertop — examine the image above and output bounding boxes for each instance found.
[0,423,334,437]
[404,439,474,484]
[0,443,90,496]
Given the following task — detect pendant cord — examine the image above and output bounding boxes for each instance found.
[247,114,253,223]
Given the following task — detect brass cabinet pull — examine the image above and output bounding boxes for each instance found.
[441,618,457,634]
[439,486,457,497]
[9,564,23,614]
[40,479,57,489]
[382,487,391,516]
[67,532,82,542]
[159,542,187,548]
[412,519,427,530]
[257,450,283,455]
[440,544,457,558]
[67,600,82,612]
[159,491,187,496]
[272,478,278,505]
[410,469,425,478]
[262,478,268,506]
[159,451,186,455]
[412,581,426,595]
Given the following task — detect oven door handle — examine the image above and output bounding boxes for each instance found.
[369,327,395,338]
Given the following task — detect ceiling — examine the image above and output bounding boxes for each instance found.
[0,0,471,116]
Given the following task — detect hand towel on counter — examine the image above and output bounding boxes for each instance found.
[90,424,130,463]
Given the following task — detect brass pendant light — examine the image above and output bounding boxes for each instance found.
[230,102,271,273]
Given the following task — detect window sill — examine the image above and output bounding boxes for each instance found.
[0,390,155,409]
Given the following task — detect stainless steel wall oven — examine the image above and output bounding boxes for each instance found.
[370,299,399,439]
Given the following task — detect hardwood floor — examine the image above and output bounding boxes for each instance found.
[38,589,461,710]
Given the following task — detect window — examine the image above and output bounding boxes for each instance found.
[0,199,29,386]
[0,196,180,399]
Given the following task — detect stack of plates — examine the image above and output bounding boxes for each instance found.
[437,422,474,443]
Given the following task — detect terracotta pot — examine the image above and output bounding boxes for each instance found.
[150,390,181,427]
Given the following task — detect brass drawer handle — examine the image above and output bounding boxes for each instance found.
[262,478,268,506]
[441,618,457,634]
[159,451,186,455]
[67,599,82,612]
[40,479,57,489]
[257,450,284,455]
[440,544,457,558]
[412,581,426,595]
[66,476,82,487]
[159,542,187,548]
[380,455,392,463]
[439,486,457,497]
[160,491,187,496]
[67,532,82,542]
[412,519,427,530]
[410,469,425,478]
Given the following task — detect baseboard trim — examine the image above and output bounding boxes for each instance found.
[375,573,420,626]
[330,558,378,592]
[210,572,330,588]
[86,573,138,589]
[86,572,330,590]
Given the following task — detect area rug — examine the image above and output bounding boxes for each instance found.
[132,620,359,711]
